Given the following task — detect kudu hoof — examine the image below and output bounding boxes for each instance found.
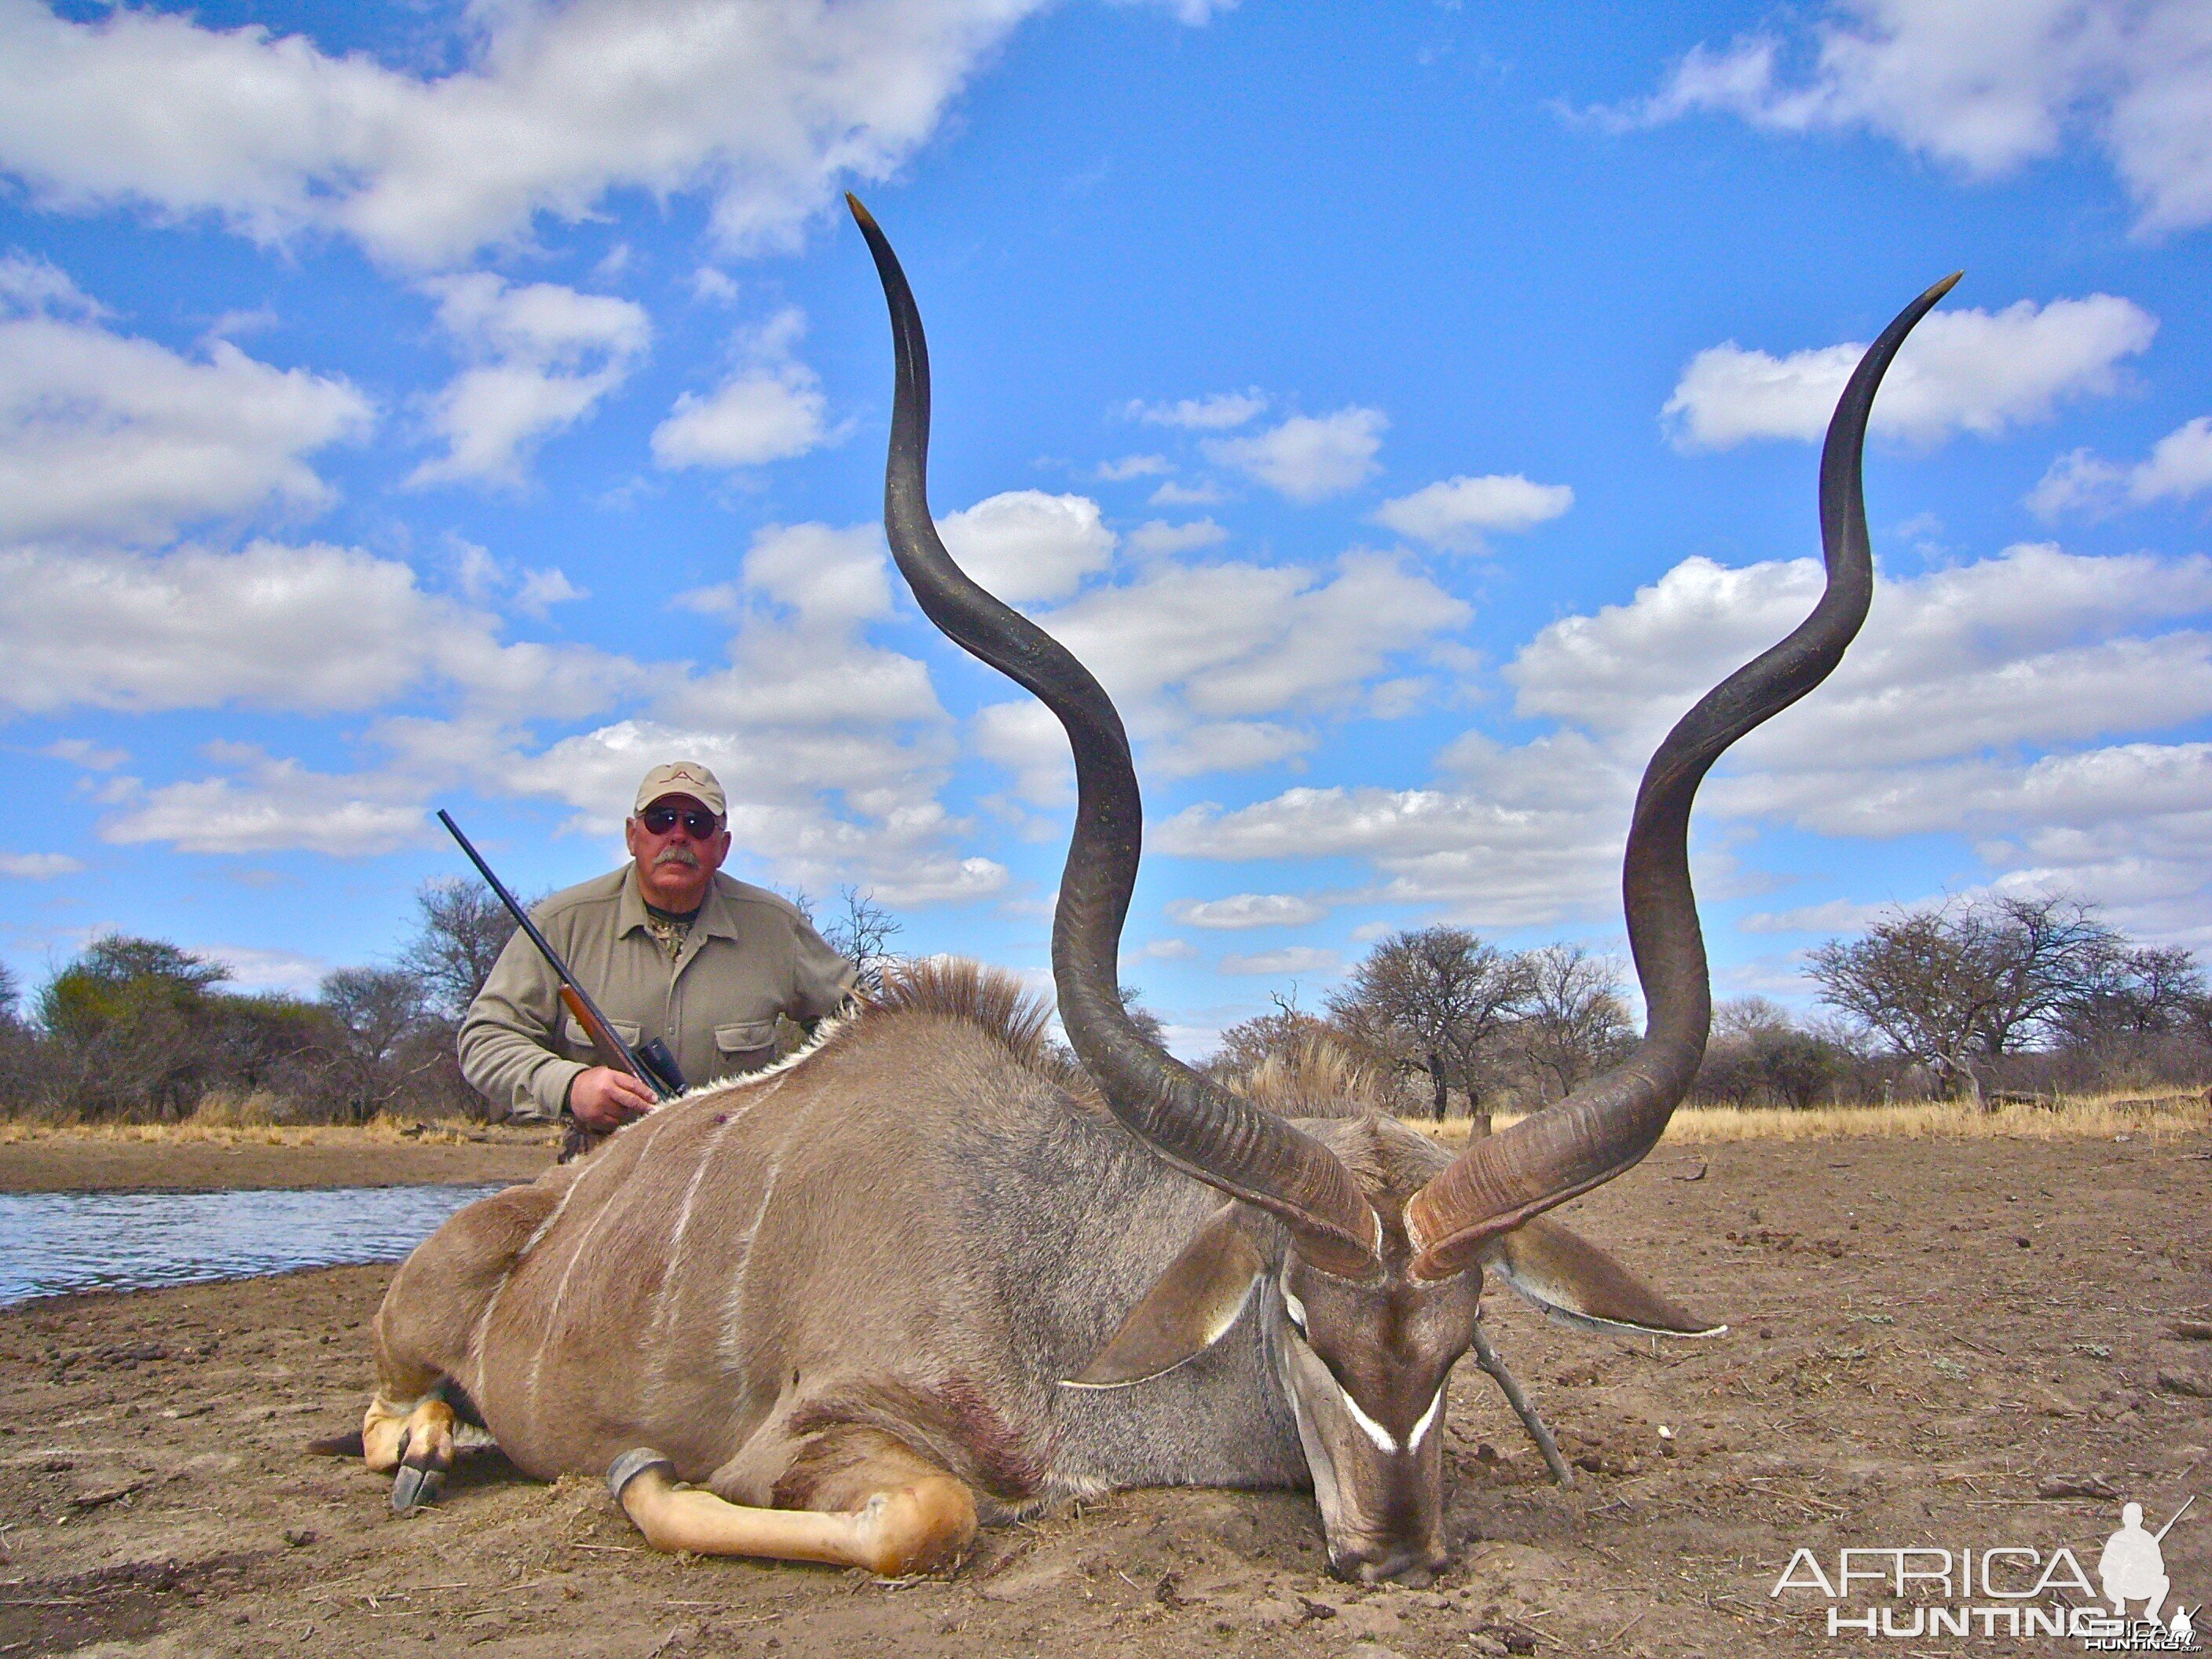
[390,1460,444,1512]
[389,1416,456,1513]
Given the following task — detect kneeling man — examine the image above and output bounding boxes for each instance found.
[460,762,855,1141]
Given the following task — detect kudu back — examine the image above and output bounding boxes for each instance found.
[349,203,1956,1582]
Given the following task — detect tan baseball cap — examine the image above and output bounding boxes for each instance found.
[632,761,727,818]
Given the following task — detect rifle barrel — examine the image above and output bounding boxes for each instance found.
[436,809,674,1101]
[2153,1492,2195,1542]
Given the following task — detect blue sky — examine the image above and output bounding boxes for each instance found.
[2,0,2208,1054]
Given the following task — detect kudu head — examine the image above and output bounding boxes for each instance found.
[851,194,1954,1582]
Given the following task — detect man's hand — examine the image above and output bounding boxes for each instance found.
[569,1066,657,1132]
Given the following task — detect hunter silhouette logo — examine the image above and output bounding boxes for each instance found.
[2099,1500,2194,1636]
[1771,1491,2199,1648]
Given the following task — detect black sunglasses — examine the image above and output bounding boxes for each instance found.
[639,804,722,838]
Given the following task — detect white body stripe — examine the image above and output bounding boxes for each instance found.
[466,1152,588,1395]
[644,1080,785,1411]
[713,1080,825,1369]
[524,1111,676,1426]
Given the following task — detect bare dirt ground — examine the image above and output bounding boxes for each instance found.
[5,1130,2209,1658]
[0,1128,556,1194]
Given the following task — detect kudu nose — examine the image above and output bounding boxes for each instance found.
[1331,1540,1443,1586]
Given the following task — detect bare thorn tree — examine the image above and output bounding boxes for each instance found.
[2053,941,2205,1051]
[1513,943,1633,1106]
[1694,997,1843,1110]
[822,886,904,995]
[1807,893,2122,1106]
[1209,1000,1334,1079]
[1118,984,1167,1048]
[401,877,522,1019]
[1327,927,1533,1133]
[319,966,440,1122]
[320,967,431,1067]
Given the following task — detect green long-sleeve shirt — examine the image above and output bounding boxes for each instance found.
[459,863,855,1122]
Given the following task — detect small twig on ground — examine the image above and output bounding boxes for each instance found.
[1472,1324,1574,1488]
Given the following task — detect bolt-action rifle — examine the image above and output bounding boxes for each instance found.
[436,809,684,1102]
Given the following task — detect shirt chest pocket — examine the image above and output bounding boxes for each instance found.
[715,1020,779,1072]
[563,1016,642,1056]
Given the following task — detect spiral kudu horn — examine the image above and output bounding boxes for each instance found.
[849,196,1381,1276]
[1404,273,1961,1281]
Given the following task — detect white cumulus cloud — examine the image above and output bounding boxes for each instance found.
[101,750,432,857]
[1662,295,2156,450]
[1150,479,1225,507]
[0,0,1056,269]
[88,518,999,898]
[969,547,1468,801]
[1206,407,1387,504]
[409,274,650,488]
[200,944,334,994]
[1168,892,1327,929]
[1126,518,1228,558]
[1603,0,2212,236]
[514,567,588,617]
[1164,540,2212,939]
[616,520,997,905]
[0,540,635,719]
[1126,389,1267,430]
[972,698,1071,805]
[0,264,371,544]
[2031,415,2212,518]
[1218,945,1339,977]
[1374,474,1574,552]
[0,851,82,878]
[1038,548,1466,782]
[651,306,830,471]
[936,490,1117,604]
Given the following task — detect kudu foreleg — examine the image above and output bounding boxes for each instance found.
[359,1181,562,1511]
[609,1430,978,1577]
[1470,1324,1574,1488]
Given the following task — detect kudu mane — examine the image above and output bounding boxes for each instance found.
[843,958,1060,1073]
[1229,1035,1393,1121]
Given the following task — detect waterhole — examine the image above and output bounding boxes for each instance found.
[0,1183,510,1306]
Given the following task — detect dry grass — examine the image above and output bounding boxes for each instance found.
[1408,1087,2212,1145]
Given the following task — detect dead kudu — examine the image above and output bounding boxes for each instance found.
[342,203,1955,1583]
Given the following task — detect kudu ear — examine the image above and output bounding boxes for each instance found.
[1062,1206,1265,1390]
[1481,1215,1726,1340]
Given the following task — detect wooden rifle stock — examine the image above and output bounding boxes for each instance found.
[559,986,647,1086]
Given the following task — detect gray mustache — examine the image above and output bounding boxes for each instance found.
[652,848,701,870]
